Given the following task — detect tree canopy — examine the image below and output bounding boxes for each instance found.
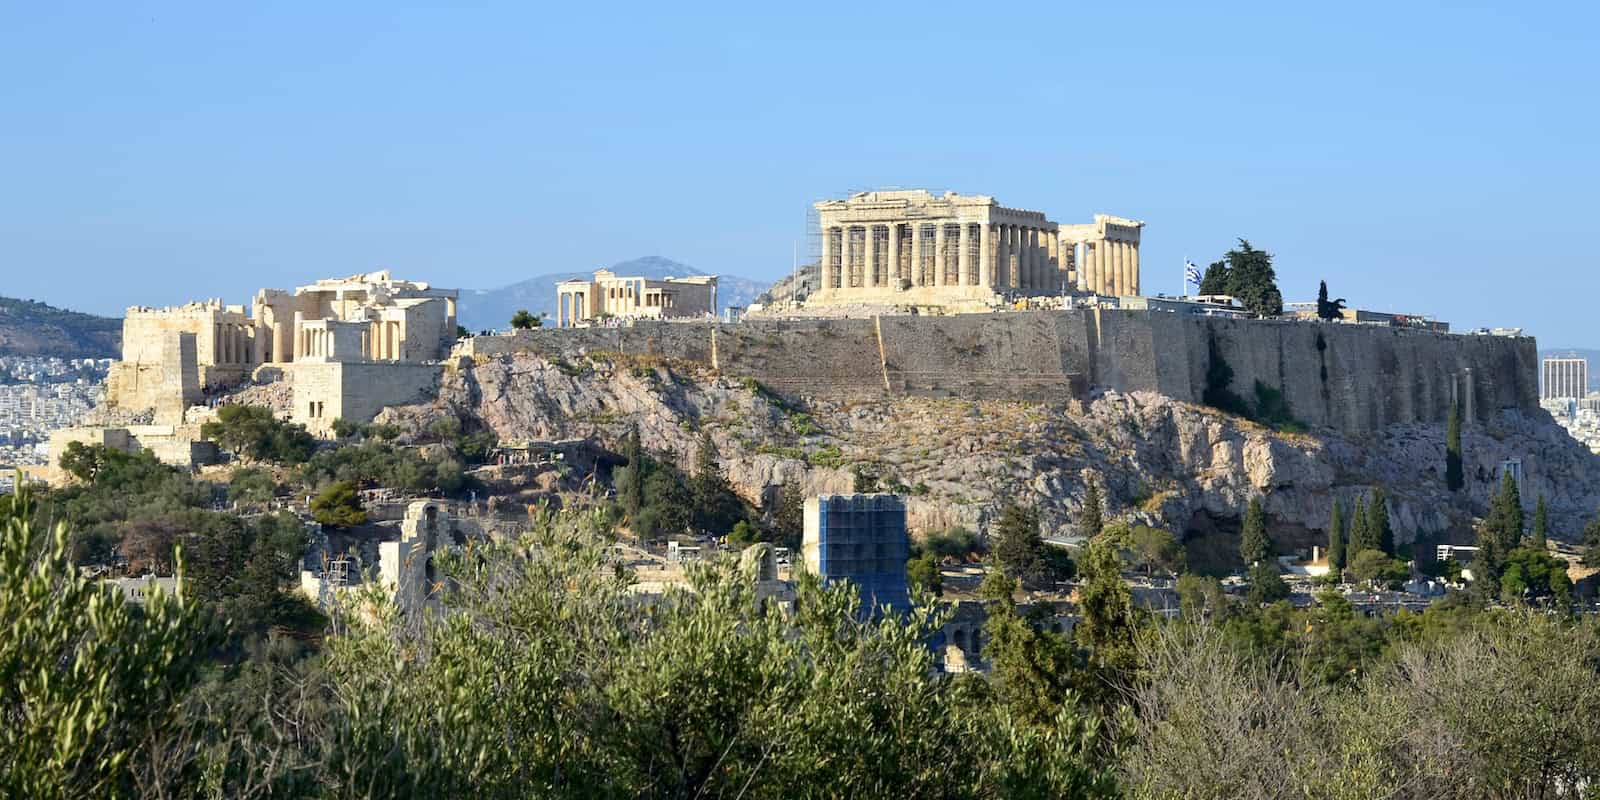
[1201,239,1283,317]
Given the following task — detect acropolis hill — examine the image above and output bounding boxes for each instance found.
[45,190,1600,548]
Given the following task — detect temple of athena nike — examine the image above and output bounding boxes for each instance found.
[811,190,1143,306]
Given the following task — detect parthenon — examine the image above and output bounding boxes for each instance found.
[810,190,1143,305]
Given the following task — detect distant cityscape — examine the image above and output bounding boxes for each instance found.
[1541,353,1600,454]
[0,356,108,482]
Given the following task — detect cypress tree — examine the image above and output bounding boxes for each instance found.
[1445,402,1464,491]
[1531,494,1549,549]
[1492,471,1525,552]
[1368,488,1394,556]
[1349,496,1371,554]
[1327,502,1347,573]
[1080,478,1104,539]
[1240,497,1270,566]
[618,424,646,516]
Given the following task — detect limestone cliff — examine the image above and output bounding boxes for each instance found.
[382,351,1600,562]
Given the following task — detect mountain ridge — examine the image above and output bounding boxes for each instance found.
[456,256,770,330]
[0,296,122,359]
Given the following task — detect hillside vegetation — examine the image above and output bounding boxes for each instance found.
[0,296,121,358]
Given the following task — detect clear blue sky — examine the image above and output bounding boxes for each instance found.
[3,2,1596,345]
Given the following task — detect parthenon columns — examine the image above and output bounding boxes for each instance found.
[887,224,901,287]
[865,225,879,287]
[978,224,993,287]
[957,224,972,286]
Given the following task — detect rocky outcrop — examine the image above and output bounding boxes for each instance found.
[383,352,1600,560]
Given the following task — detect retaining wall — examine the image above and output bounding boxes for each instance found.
[458,312,1539,435]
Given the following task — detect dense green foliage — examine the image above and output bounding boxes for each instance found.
[308,480,366,528]
[509,308,540,329]
[200,404,317,464]
[992,503,1074,587]
[1239,497,1270,565]
[1079,477,1104,539]
[297,440,467,496]
[614,431,753,543]
[1326,501,1346,573]
[1198,240,1282,316]
[1475,470,1525,593]
[7,474,1600,797]
[1367,487,1394,556]
[0,485,216,797]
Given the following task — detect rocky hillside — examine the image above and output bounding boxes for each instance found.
[0,296,121,358]
[383,351,1600,565]
[457,256,770,330]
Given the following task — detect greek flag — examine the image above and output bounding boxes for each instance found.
[1184,260,1203,285]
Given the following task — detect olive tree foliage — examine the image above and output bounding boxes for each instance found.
[182,506,1124,799]
[1125,611,1600,800]
[0,483,217,799]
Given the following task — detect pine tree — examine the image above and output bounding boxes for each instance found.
[1240,497,1270,566]
[1327,502,1347,573]
[1531,494,1549,549]
[1079,478,1104,539]
[1368,488,1394,556]
[993,503,1057,585]
[1445,402,1464,491]
[1198,261,1231,296]
[1349,496,1371,554]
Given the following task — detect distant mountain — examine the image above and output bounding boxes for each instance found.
[456,256,770,331]
[1539,348,1600,393]
[0,296,121,359]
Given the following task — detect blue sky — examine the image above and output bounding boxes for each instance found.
[3,2,1596,345]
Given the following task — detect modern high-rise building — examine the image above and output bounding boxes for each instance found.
[802,494,910,612]
[1542,356,1589,401]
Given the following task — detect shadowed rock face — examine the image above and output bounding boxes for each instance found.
[382,350,1600,559]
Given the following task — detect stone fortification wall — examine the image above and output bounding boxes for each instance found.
[877,313,1083,400]
[715,320,886,398]
[1083,311,1537,433]
[289,362,443,432]
[459,312,1539,436]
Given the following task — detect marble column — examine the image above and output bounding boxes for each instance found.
[866,225,880,287]
[1021,227,1031,289]
[933,222,947,287]
[995,226,1009,289]
[1121,243,1132,296]
[958,223,972,286]
[1033,229,1045,289]
[1010,226,1022,289]
[1101,241,1113,295]
[887,224,901,287]
[1025,228,1039,289]
[910,224,924,287]
[1086,244,1100,295]
[1118,242,1130,296]
[1130,243,1141,295]
[820,229,836,296]
[1017,230,1030,289]
[979,223,993,288]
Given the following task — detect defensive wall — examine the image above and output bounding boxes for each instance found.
[458,311,1539,436]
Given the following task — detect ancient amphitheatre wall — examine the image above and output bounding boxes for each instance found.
[458,312,1539,436]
